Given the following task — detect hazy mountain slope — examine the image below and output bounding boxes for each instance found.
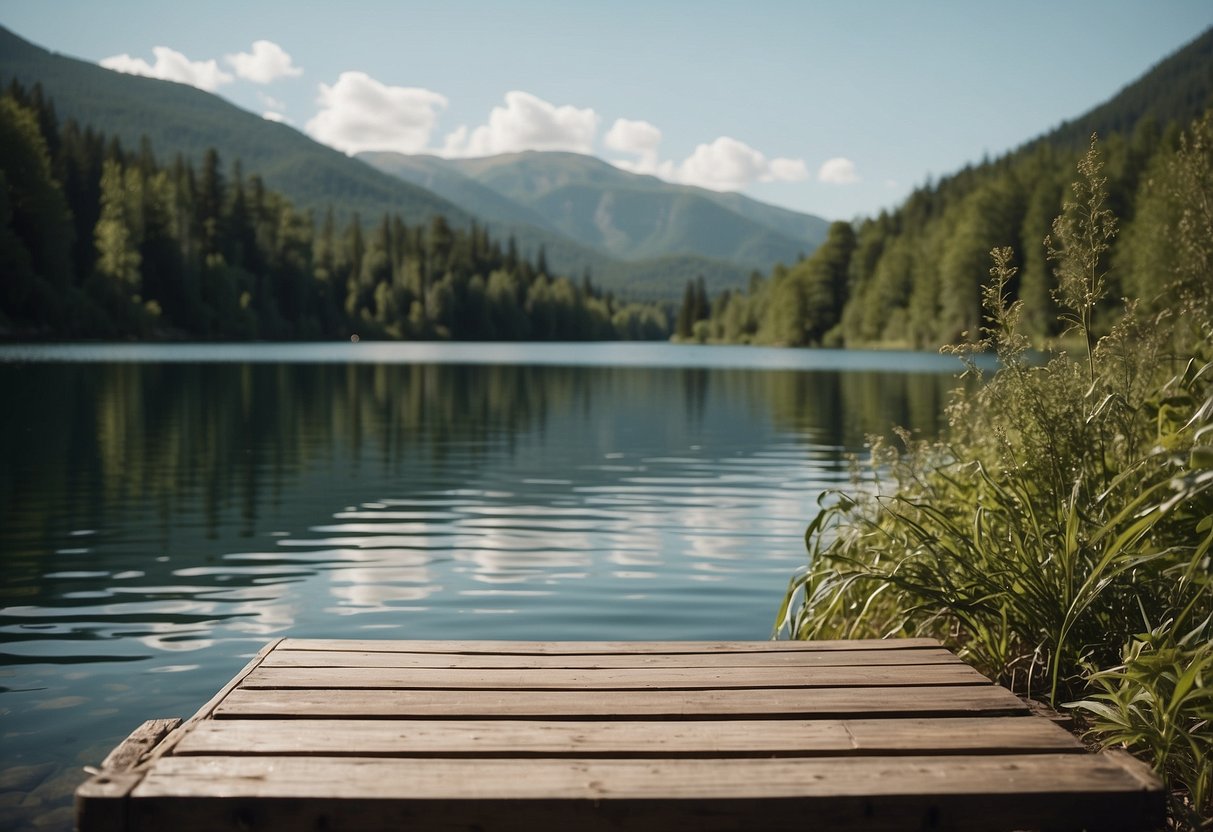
[446,151,830,267]
[354,152,772,294]
[526,183,809,265]
[705,190,832,248]
[0,26,760,296]
[359,149,829,269]
[452,151,629,198]
[356,151,557,231]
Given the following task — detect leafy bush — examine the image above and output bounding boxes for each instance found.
[777,124,1212,827]
[1071,616,1212,826]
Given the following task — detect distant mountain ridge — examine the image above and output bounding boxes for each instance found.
[359,150,830,270]
[0,25,770,297]
[1034,26,1213,151]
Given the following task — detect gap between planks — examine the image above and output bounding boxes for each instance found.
[214,683,1030,720]
[259,646,966,670]
[276,637,944,655]
[238,663,990,690]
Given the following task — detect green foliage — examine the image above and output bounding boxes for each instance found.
[698,222,857,347]
[674,276,709,341]
[94,159,141,286]
[0,80,672,342]
[1046,135,1118,378]
[776,135,1213,827]
[1070,618,1213,825]
[0,95,74,328]
[1119,111,1213,345]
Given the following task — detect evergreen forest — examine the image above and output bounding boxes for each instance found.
[0,81,670,341]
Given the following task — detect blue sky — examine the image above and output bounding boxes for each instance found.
[2,1,1210,220]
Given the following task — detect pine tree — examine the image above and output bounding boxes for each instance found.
[94,159,141,287]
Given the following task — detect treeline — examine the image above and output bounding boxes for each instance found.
[683,112,1210,348]
[0,81,670,341]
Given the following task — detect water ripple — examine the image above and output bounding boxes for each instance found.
[0,347,962,832]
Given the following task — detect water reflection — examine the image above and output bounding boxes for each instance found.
[0,346,962,832]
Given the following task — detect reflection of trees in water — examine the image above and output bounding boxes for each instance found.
[709,369,958,448]
[0,361,958,591]
[681,368,710,427]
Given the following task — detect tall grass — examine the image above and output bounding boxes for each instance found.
[776,129,1212,826]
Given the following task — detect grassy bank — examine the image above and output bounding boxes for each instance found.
[777,122,1212,828]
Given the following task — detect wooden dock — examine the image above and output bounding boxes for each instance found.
[77,638,1164,831]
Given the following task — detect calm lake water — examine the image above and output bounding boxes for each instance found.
[0,342,968,831]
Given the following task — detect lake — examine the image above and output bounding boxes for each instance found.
[0,342,969,831]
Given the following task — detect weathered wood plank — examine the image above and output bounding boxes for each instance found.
[130,638,284,765]
[843,716,1082,753]
[75,772,143,832]
[1104,748,1170,792]
[215,684,1029,719]
[278,638,943,654]
[239,663,990,690]
[174,716,1081,758]
[79,639,1166,832]
[100,718,183,772]
[126,754,1164,832]
[75,641,283,832]
[260,647,965,670]
[132,753,1159,799]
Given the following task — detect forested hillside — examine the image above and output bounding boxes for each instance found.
[0,82,669,341]
[0,25,760,298]
[686,27,1213,348]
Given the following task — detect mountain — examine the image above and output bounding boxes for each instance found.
[692,26,1213,349]
[356,152,558,231]
[0,25,757,298]
[1035,26,1213,151]
[360,150,830,270]
[0,25,468,228]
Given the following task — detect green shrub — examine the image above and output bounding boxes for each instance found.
[1070,616,1213,826]
[777,125,1212,827]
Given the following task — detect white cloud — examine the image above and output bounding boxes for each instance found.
[100,47,233,92]
[226,40,303,84]
[607,126,807,192]
[818,156,859,185]
[297,76,807,195]
[442,91,599,157]
[305,71,447,155]
[604,118,662,172]
[675,136,770,191]
[769,157,810,182]
[262,111,292,125]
